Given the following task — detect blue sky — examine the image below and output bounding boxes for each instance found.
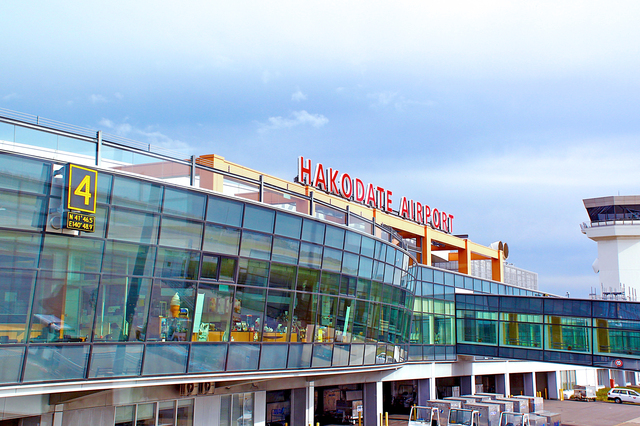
[3,1,640,298]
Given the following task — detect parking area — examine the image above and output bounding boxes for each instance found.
[387,399,640,426]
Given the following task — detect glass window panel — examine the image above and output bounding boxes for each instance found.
[0,154,51,194]
[263,290,292,342]
[155,248,199,280]
[14,126,57,149]
[374,242,386,262]
[296,267,320,292]
[163,187,206,220]
[317,295,337,342]
[299,242,322,269]
[109,208,159,245]
[136,402,157,426]
[159,217,203,250]
[0,347,24,383]
[312,344,333,367]
[200,254,219,280]
[332,344,350,366]
[188,343,227,372]
[142,344,189,375]
[344,232,361,253]
[342,252,359,276]
[237,259,269,287]
[372,261,385,282]
[349,344,364,365]
[0,122,14,142]
[146,279,195,342]
[158,400,176,426]
[361,237,375,258]
[269,263,296,290]
[240,231,272,260]
[324,226,345,249]
[293,292,316,343]
[287,343,312,368]
[115,405,135,426]
[193,283,233,342]
[335,298,355,343]
[358,257,373,279]
[302,220,325,244]
[23,345,89,382]
[203,224,240,256]
[219,257,236,282]
[39,234,104,273]
[88,344,143,377]
[353,300,369,343]
[93,276,151,342]
[271,237,299,265]
[320,272,340,295]
[227,343,260,370]
[383,265,394,284]
[322,247,342,272]
[364,344,377,364]
[370,281,383,303]
[231,287,266,342]
[0,230,41,269]
[0,269,36,343]
[29,271,99,342]
[102,242,156,276]
[0,191,46,230]
[96,172,112,204]
[243,205,275,233]
[207,196,243,227]
[274,212,302,239]
[178,398,195,426]
[356,279,371,300]
[386,245,396,266]
[341,276,357,297]
[112,176,163,212]
[260,344,288,369]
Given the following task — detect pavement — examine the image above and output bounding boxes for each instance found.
[385,399,640,426]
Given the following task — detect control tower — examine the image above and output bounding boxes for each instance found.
[581,196,640,300]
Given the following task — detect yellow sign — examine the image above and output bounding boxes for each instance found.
[65,212,96,233]
[67,164,97,213]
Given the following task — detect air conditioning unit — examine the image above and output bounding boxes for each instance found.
[198,382,214,395]
[179,383,197,396]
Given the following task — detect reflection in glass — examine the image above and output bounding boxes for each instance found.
[237,259,269,287]
[312,344,332,367]
[29,271,99,342]
[23,345,89,382]
[192,283,233,342]
[39,234,104,273]
[158,400,176,426]
[102,242,156,276]
[0,347,24,383]
[260,344,288,369]
[274,212,302,238]
[269,264,296,290]
[159,217,203,250]
[288,344,312,368]
[271,237,299,264]
[142,344,189,375]
[0,230,41,269]
[109,208,159,245]
[163,187,206,220]
[93,276,151,342]
[177,399,194,426]
[316,296,337,343]
[188,343,227,372]
[321,247,342,273]
[136,403,157,426]
[207,196,243,227]
[240,231,272,260]
[112,176,163,212]
[0,192,46,230]
[0,269,35,343]
[203,224,240,255]
[0,154,51,194]
[302,220,325,244]
[89,344,143,377]
[114,405,135,426]
[155,248,199,280]
[243,205,275,233]
[227,344,259,371]
[299,242,322,269]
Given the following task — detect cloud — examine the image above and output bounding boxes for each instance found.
[98,118,192,155]
[257,110,328,133]
[90,94,108,104]
[368,91,436,111]
[114,92,124,100]
[2,93,18,101]
[291,89,307,102]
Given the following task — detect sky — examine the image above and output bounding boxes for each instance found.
[3,1,640,298]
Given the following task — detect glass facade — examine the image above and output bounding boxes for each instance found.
[2,116,640,390]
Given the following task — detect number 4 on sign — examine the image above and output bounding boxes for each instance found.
[74,175,93,206]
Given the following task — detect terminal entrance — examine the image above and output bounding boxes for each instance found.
[314,384,364,425]
[383,380,416,414]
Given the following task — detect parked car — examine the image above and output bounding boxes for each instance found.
[607,388,640,404]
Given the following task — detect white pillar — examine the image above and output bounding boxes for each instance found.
[254,391,266,426]
[306,381,315,426]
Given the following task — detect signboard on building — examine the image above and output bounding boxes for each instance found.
[65,164,97,233]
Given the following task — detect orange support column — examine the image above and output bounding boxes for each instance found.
[491,250,504,282]
[422,226,432,266]
[458,239,472,275]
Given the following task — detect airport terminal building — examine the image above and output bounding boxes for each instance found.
[0,109,638,425]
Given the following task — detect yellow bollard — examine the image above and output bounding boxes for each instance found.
[385,411,389,426]
[358,410,362,426]
[560,389,564,401]
[380,413,383,426]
